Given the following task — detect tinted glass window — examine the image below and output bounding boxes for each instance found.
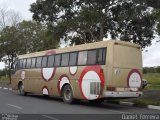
[78,51,87,65]
[97,48,106,64]
[55,54,61,66]
[87,50,97,65]
[31,58,36,68]
[42,56,48,68]
[69,52,77,66]
[19,59,23,69]
[26,58,31,69]
[47,55,54,67]
[36,57,42,68]
[22,59,27,69]
[61,53,69,66]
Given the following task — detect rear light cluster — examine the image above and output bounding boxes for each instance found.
[106,86,116,91]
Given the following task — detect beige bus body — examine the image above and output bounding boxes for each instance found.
[11,40,143,102]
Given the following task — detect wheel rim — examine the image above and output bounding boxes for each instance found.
[64,89,71,101]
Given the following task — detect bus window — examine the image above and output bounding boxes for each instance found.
[69,52,77,66]
[47,55,54,67]
[97,48,106,64]
[87,49,96,65]
[19,59,23,69]
[22,59,27,69]
[26,58,31,69]
[42,56,48,68]
[61,53,69,66]
[31,58,36,68]
[78,51,87,65]
[55,54,61,67]
[36,57,42,68]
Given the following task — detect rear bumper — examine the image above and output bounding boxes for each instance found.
[103,91,142,98]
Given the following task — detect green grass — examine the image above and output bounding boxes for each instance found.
[133,99,160,107]
[0,76,10,85]
[143,73,160,90]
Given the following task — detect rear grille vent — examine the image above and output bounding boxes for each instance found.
[90,82,101,95]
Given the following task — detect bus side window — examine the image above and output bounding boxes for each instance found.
[42,56,48,68]
[47,55,54,67]
[78,51,87,65]
[61,53,69,66]
[26,58,31,69]
[22,59,27,69]
[97,48,106,64]
[69,52,77,66]
[31,58,36,68]
[87,49,96,65]
[36,57,42,68]
[19,59,23,69]
[54,54,61,67]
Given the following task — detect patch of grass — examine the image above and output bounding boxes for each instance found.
[133,99,160,107]
[0,76,10,85]
[143,73,160,84]
[143,73,160,90]
[0,76,9,81]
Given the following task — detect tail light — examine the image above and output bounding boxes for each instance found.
[107,86,116,91]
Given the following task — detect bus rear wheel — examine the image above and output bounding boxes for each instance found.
[19,83,27,96]
[62,85,74,104]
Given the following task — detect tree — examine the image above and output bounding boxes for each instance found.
[30,0,156,48]
[0,20,58,83]
[0,8,21,31]
[16,20,58,53]
[0,26,19,82]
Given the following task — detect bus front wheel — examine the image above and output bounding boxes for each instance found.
[19,83,27,96]
[62,85,74,104]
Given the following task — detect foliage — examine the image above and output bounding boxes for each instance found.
[143,66,160,74]
[0,20,59,83]
[16,20,59,54]
[30,0,156,48]
[0,69,8,77]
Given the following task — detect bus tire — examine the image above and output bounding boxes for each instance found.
[62,85,74,104]
[19,83,27,96]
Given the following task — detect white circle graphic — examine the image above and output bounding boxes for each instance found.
[128,72,141,91]
[43,87,49,95]
[59,77,70,91]
[42,68,54,81]
[70,66,77,75]
[81,71,101,100]
[21,71,25,80]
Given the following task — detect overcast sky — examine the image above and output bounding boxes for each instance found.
[0,0,160,69]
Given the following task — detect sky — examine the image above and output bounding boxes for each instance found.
[0,0,160,69]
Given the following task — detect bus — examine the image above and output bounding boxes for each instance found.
[11,40,143,104]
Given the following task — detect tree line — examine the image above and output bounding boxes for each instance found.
[143,66,160,74]
[0,0,160,82]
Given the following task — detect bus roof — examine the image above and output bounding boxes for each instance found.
[18,40,140,59]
